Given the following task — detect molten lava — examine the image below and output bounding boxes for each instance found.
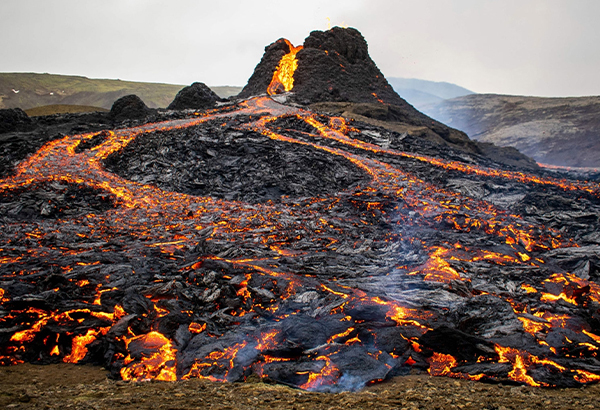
[1,87,600,391]
[267,39,303,95]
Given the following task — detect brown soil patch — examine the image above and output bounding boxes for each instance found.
[1,364,598,410]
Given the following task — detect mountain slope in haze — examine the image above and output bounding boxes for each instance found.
[0,73,242,110]
[421,94,600,168]
[387,77,474,109]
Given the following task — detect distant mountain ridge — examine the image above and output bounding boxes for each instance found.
[0,73,242,110]
[387,77,475,108]
[421,94,600,168]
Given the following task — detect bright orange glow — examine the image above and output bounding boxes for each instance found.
[298,355,338,390]
[255,329,280,351]
[327,327,355,343]
[120,331,177,382]
[63,327,109,363]
[183,341,248,382]
[428,352,457,376]
[521,284,538,293]
[267,39,303,95]
[427,352,485,381]
[419,246,463,283]
[494,345,566,386]
[518,317,550,335]
[575,369,600,383]
[509,353,541,387]
[188,322,206,334]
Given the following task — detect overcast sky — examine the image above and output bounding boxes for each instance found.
[1,0,599,97]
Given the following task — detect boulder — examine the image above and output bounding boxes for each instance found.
[0,108,33,134]
[109,95,152,121]
[167,82,222,110]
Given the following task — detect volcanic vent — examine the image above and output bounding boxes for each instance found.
[238,27,520,163]
[238,27,403,105]
[1,27,600,392]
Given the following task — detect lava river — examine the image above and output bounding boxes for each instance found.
[1,90,600,391]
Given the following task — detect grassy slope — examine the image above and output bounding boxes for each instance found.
[25,104,109,116]
[0,73,243,110]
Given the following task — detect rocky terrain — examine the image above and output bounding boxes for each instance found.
[1,27,600,408]
[2,363,600,410]
[421,94,600,168]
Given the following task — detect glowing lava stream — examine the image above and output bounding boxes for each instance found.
[1,91,600,388]
[267,39,303,95]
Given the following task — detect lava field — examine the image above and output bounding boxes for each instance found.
[1,28,600,392]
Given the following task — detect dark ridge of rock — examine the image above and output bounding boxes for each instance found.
[167,82,222,110]
[418,326,496,362]
[109,95,153,121]
[0,108,34,134]
[237,39,291,99]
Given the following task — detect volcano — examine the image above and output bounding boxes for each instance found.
[1,27,600,391]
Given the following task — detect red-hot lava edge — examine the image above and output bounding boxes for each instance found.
[1,42,600,391]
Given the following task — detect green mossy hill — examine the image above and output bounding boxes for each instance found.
[0,73,242,110]
[25,104,108,116]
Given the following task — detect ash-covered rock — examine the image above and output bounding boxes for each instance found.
[167,82,223,110]
[109,94,153,121]
[0,108,34,134]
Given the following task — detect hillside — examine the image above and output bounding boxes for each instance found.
[421,94,600,167]
[0,73,242,110]
[24,104,108,116]
[387,77,474,108]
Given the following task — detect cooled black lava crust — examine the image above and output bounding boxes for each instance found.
[104,119,368,203]
[0,182,115,220]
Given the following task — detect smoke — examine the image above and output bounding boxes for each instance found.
[315,373,367,393]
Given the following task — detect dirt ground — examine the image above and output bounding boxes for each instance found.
[1,364,599,410]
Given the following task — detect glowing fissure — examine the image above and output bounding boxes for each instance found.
[267,39,303,95]
[1,94,599,389]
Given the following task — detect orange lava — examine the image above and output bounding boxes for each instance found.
[267,39,303,95]
[1,92,599,388]
[121,331,177,382]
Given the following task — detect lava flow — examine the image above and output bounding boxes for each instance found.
[267,40,303,95]
[2,41,600,391]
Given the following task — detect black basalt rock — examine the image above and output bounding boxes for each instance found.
[167,82,222,110]
[418,326,496,362]
[0,108,34,134]
[109,94,152,121]
[291,27,404,106]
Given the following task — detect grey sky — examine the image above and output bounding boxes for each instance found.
[1,0,599,97]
